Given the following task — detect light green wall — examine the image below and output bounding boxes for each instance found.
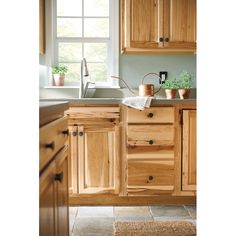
[119,54,196,88]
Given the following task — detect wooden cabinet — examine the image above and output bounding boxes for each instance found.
[39,0,45,54]
[182,109,196,191]
[39,114,69,236]
[40,147,69,236]
[66,107,120,195]
[124,106,175,196]
[121,0,196,53]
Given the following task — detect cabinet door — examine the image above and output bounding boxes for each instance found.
[122,0,164,50]
[182,110,196,191]
[40,160,56,236]
[55,147,69,236]
[163,0,196,49]
[68,126,78,194]
[78,125,119,194]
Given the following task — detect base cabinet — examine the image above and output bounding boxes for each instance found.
[40,147,69,236]
[67,107,120,196]
[182,109,196,191]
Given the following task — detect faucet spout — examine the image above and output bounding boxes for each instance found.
[79,58,90,98]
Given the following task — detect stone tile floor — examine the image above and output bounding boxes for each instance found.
[70,205,196,236]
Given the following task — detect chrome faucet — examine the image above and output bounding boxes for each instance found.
[79,58,95,98]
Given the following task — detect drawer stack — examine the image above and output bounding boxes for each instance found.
[126,106,175,196]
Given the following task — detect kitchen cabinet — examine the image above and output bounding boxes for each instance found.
[66,107,120,195]
[121,0,196,53]
[39,105,69,236]
[182,109,196,191]
[124,106,176,196]
[40,147,69,236]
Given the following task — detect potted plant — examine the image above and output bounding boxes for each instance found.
[52,66,68,86]
[162,78,179,99]
[177,70,192,99]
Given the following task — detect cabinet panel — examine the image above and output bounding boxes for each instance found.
[127,159,174,195]
[164,0,196,49]
[182,110,196,191]
[55,148,69,236]
[68,126,78,194]
[40,116,68,172]
[40,159,56,236]
[127,107,175,123]
[78,126,119,194]
[127,125,175,147]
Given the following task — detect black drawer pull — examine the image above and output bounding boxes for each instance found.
[54,172,63,182]
[147,113,154,118]
[159,37,164,42]
[72,131,77,136]
[147,175,154,183]
[78,131,84,136]
[148,140,154,145]
[148,175,154,181]
[165,37,169,42]
[45,141,55,150]
[62,129,69,135]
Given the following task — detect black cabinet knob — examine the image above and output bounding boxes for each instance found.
[78,131,84,136]
[45,141,55,150]
[147,113,154,118]
[62,129,69,135]
[148,175,154,181]
[72,131,77,136]
[165,37,169,42]
[149,140,154,145]
[159,37,164,42]
[54,172,63,182]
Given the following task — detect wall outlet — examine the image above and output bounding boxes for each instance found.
[159,71,168,84]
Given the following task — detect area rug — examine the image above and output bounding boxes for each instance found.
[114,221,196,236]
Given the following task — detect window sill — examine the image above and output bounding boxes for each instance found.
[43,85,120,89]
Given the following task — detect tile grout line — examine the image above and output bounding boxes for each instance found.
[183,205,194,219]
[71,207,79,235]
[148,205,154,221]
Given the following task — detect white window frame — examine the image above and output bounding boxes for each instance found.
[49,0,119,88]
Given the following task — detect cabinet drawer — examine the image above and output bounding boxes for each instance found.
[127,160,174,195]
[126,107,174,123]
[127,125,174,147]
[40,116,68,171]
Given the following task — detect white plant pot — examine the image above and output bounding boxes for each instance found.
[53,74,65,86]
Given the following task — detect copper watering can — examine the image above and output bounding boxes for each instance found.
[111,72,161,97]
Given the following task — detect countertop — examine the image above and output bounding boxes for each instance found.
[39,101,69,126]
[39,98,196,106]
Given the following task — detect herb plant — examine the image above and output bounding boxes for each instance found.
[52,66,68,74]
[162,78,179,89]
[177,70,192,89]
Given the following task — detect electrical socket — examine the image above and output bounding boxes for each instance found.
[159,71,168,84]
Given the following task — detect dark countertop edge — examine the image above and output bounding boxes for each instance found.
[39,98,196,106]
[39,101,69,127]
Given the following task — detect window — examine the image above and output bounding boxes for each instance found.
[52,0,119,87]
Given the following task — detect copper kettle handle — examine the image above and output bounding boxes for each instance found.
[141,72,161,94]
[111,76,136,95]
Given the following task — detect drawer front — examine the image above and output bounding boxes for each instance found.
[127,160,174,188]
[40,116,68,171]
[127,125,174,147]
[126,107,174,123]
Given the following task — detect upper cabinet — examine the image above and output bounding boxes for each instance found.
[39,0,45,54]
[121,0,196,53]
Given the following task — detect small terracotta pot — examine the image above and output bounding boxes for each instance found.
[178,89,190,99]
[53,74,65,86]
[165,89,177,99]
